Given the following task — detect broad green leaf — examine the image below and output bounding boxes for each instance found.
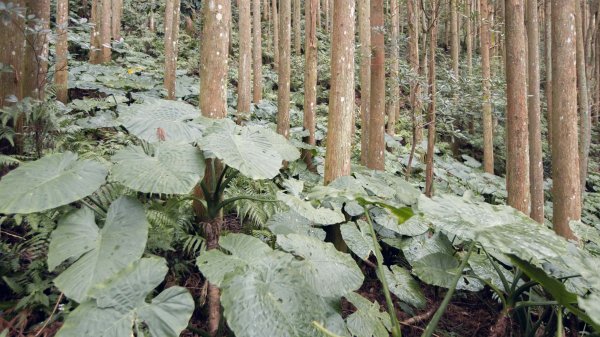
[341,220,375,260]
[111,142,205,194]
[383,265,426,308]
[252,125,301,162]
[412,253,460,288]
[56,258,194,337]
[196,234,273,286]
[345,292,391,337]
[200,119,284,179]
[0,152,107,214]
[277,234,364,297]
[400,232,455,265]
[277,191,345,225]
[50,197,148,302]
[468,252,514,291]
[578,293,600,327]
[118,98,203,143]
[267,211,327,240]
[221,255,338,337]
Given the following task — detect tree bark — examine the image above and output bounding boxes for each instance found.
[111,0,123,41]
[505,0,530,215]
[466,0,473,76]
[358,0,371,165]
[425,0,439,198]
[551,0,580,239]
[526,0,544,223]
[576,0,591,194]
[545,0,553,150]
[293,0,302,54]
[481,0,494,174]
[277,0,291,138]
[100,0,112,62]
[55,0,69,103]
[253,0,263,103]
[272,0,279,70]
[303,0,318,169]
[0,0,24,109]
[89,0,102,63]
[386,0,400,137]
[23,0,51,100]
[237,0,252,121]
[367,0,385,171]
[164,0,181,100]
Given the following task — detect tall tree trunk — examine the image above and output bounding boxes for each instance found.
[505,0,530,215]
[595,9,600,125]
[386,0,400,136]
[527,0,544,223]
[164,0,181,100]
[481,0,494,174]
[466,0,473,76]
[367,0,385,170]
[576,0,591,194]
[293,0,302,54]
[237,0,252,122]
[100,0,112,62]
[111,0,123,41]
[253,0,263,103]
[0,0,24,108]
[406,0,421,177]
[425,0,439,198]
[55,0,69,103]
[551,0,580,239]
[545,0,553,149]
[277,0,291,138]
[324,0,355,251]
[451,0,459,78]
[272,0,279,70]
[324,0,330,31]
[303,0,318,170]
[358,0,371,165]
[23,0,51,100]
[89,0,102,63]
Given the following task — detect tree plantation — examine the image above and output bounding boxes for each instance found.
[2,0,600,336]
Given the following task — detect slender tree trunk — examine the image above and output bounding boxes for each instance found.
[358,0,371,165]
[505,0,530,215]
[0,0,24,108]
[111,0,123,41]
[545,0,553,149]
[293,0,302,54]
[526,0,544,223]
[367,0,385,170]
[253,0,263,103]
[164,0,181,100]
[451,0,459,78]
[595,10,600,125]
[425,0,439,198]
[466,0,473,76]
[576,0,591,193]
[481,0,494,174]
[237,0,252,122]
[23,0,51,100]
[406,0,421,178]
[324,0,330,31]
[324,0,355,250]
[55,0,69,103]
[386,0,400,136]
[272,0,279,70]
[89,0,102,63]
[551,0,580,239]
[149,0,156,32]
[277,0,291,138]
[100,0,112,62]
[303,0,318,170]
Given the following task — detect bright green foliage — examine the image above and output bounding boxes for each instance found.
[383,265,426,309]
[277,234,364,297]
[48,197,148,302]
[110,142,205,194]
[56,257,194,337]
[118,98,203,143]
[200,120,293,180]
[344,292,391,337]
[197,233,349,337]
[0,152,107,214]
[411,253,461,289]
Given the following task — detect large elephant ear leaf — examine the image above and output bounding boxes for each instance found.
[383,265,426,309]
[277,234,364,297]
[0,152,107,214]
[277,191,345,225]
[344,292,391,337]
[49,197,148,302]
[118,98,203,143]
[249,125,301,162]
[200,119,284,179]
[56,257,194,337]
[110,142,205,194]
